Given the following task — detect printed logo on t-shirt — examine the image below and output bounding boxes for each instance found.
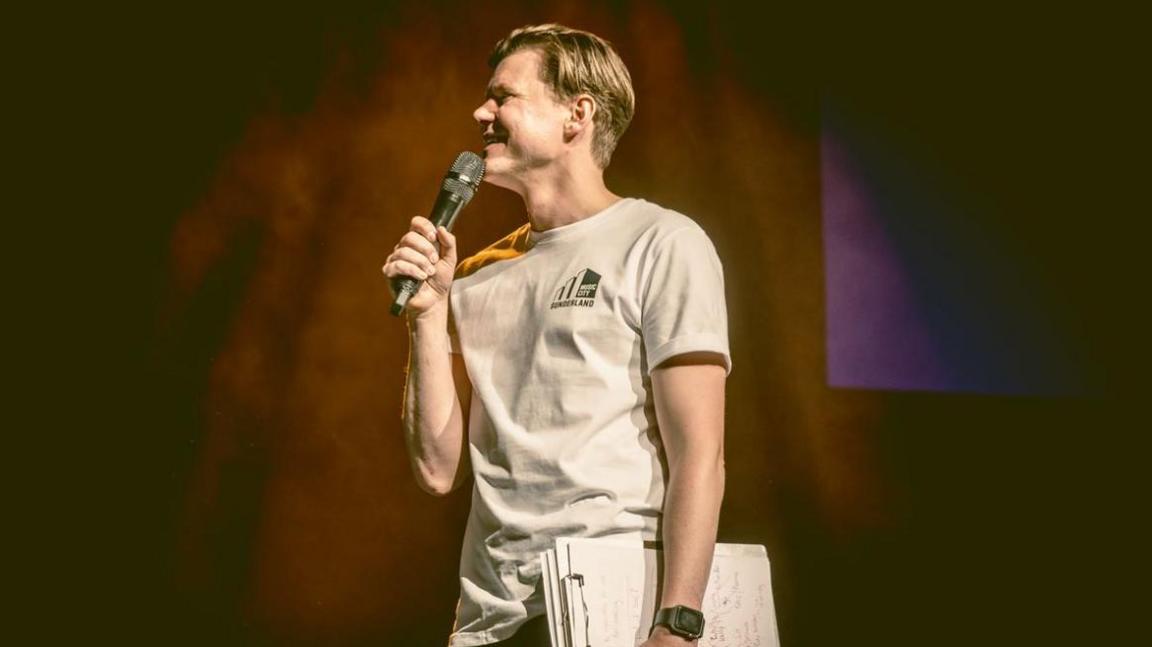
[550,268,601,309]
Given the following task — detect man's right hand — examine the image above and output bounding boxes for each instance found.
[382,216,459,317]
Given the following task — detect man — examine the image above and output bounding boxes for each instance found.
[383,25,729,647]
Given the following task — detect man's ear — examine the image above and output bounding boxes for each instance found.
[565,95,596,139]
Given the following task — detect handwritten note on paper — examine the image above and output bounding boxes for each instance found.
[700,545,779,647]
[557,538,780,647]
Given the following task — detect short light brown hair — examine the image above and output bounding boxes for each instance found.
[489,24,635,168]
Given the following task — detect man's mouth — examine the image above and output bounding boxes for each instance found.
[482,132,507,147]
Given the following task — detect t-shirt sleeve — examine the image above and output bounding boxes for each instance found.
[640,224,732,374]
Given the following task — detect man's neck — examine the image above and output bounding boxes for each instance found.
[517,165,621,232]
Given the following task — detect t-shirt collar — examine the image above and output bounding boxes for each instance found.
[527,197,637,247]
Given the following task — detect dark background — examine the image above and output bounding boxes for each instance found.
[25,2,1141,645]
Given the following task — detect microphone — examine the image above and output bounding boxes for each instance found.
[390,152,485,316]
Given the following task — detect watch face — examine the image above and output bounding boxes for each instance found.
[675,607,704,635]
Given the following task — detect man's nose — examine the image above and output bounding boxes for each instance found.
[473,99,495,125]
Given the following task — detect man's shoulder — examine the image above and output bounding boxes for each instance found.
[619,198,713,245]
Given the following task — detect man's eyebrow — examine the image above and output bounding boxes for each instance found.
[486,83,514,98]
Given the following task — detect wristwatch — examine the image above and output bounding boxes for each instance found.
[651,605,705,640]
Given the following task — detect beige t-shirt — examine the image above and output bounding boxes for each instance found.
[447,198,730,646]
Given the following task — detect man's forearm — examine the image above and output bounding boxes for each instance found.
[403,304,468,495]
[658,455,725,610]
[647,355,728,644]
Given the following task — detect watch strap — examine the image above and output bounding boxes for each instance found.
[651,605,705,639]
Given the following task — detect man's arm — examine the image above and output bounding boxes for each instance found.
[646,351,727,645]
[384,216,472,495]
[402,307,472,495]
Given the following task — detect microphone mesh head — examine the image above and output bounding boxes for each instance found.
[449,151,486,190]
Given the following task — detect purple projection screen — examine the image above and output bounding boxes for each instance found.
[821,102,1085,396]
[823,131,951,391]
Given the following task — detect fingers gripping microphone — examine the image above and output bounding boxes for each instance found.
[390,152,485,316]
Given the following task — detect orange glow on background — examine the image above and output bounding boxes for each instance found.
[75,2,1132,645]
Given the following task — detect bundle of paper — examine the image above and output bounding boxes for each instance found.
[539,537,781,647]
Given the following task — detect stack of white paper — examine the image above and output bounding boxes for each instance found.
[539,537,781,647]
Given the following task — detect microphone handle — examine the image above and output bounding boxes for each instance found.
[390,190,468,316]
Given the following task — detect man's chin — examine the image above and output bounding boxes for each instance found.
[480,158,512,183]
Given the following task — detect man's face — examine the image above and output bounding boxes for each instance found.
[473,48,572,189]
